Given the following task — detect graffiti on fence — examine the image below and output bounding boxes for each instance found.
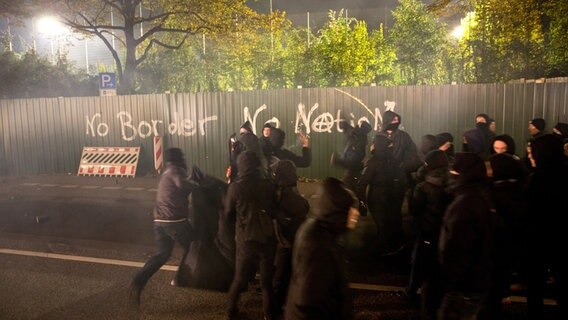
[85,98,396,141]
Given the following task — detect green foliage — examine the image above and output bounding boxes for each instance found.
[0,51,97,99]
[311,10,375,87]
[369,24,397,85]
[389,0,449,85]
[545,0,568,76]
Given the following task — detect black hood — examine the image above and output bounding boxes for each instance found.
[237,150,261,179]
[269,127,286,149]
[492,134,516,155]
[240,120,253,134]
[314,177,358,234]
[382,110,401,132]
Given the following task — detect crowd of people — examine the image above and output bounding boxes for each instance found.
[128,110,568,320]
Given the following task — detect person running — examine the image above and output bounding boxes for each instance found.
[129,148,197,306]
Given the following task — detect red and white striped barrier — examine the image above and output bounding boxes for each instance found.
[153,136,163,173]
[77,147,140,178]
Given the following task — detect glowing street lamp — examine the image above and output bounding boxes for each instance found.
[451,25,465,39]
[37,16,69,37]
[36,16,69,63]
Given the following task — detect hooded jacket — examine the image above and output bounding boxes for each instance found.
[224,150,277,244]
[438,153,495,294]
[285,178,357,320]
[272,160,310,246]
[377,111,421,173]
[269,128,312,168]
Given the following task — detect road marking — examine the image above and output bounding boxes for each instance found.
[102,186,122,190]
[0,247,557,306]
[19,183,154,192]
[61,185,79,188]
[349,283,404,291]
[0,248,177,271]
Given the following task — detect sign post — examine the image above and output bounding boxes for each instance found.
[99,72,117,96]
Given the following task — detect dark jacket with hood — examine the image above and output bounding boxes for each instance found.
[285,178,357,320]
[336,120,372,171]
[271,160,310,246]
[269,127,312,168]
[153,161,197,221]
[376,110,421,174]
[224,150,277,244]
[438,152,495,295]
[357,134,399,213]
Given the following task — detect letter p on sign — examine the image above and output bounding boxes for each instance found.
[99,73,117,96]
[99,73,116,89]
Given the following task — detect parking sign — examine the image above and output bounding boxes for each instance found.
[99,73,117,96]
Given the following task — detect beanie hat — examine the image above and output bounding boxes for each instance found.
[263,122,274,129]
[271,160,297,187]
[530,118,546,131]
[553,122,568,139]
[165,148,184,163]
[489,153,523,181]
[240,120,253,133]
[424,150,449,171]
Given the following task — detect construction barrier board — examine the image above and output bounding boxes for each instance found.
[77,147,140,178]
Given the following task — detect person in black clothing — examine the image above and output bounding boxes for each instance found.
[268,127,312,168]
[437,152,495,320]
[435,132,455,166]
[525,133,567,319]
[330,119,372,191]
[357,133,401,254]
[227,121,268,183]
[285,177,360,320]
[406,150,453,318]
[485,153,528,319]
[260,123,275,161]
[462,113,495,160]
[372,110,421,253]
[129,148,197,305]
[270,160,310,316]
[224,150,278,320]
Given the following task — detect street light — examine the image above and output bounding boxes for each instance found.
[36,16,69,63]
[451,25,465,39]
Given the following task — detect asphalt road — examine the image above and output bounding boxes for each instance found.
[0,174,560,319]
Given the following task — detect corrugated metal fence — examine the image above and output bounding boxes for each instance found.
[1,83,567,179]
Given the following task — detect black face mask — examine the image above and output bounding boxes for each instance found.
[386,122,400,131]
